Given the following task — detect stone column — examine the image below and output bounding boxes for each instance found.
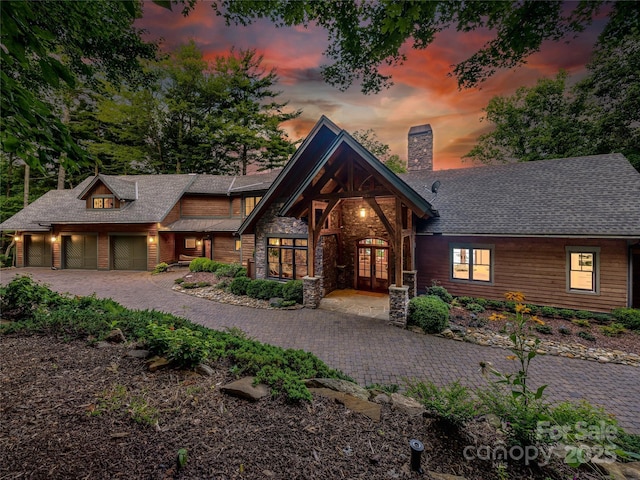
[402,270,418,299]
[389,284,409,328]
[303,276,322,309]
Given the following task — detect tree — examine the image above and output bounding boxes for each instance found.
[207,0,636,93]
[0,0,157,172]
[351,129,407,173]
[464,25,640,171]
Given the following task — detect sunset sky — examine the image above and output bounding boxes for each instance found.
[138,1,608,170]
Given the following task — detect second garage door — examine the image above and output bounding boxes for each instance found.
[111,236,147,270]
[62,234,97,269]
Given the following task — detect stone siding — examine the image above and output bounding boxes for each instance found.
[389,284,409,327]
[254,199,308,279]
[316,234,338,295]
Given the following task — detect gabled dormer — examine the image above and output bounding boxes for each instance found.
[78,174,137,210]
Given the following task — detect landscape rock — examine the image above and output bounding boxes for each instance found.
[195,363,215,377]
[304,378,370,401]
[440,328,455,339]
[597,461,640,480]
[105,328,126,343]
[94,341,112,349]
[483,413,502,429]
[372,393,391,404]
[126,349,150,359]
[221,377,270,401]
[147,356,171,372]
[390,393,425,416]
[269,297,284,307]
[309,387,381,422]
[427,472,468,480]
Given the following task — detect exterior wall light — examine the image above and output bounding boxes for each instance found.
[359,207,367,218]
[14,235,20,242]
[51,235,57,243]
[196,240,202,247]
[148,236,155,243]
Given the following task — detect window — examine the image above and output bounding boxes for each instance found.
[92,196,114,209]
[567,247,599,293]
[185,238,197,249]
[235,239,242,251]
[267,237,308,280]
[244,196,262,217]
[451,244,493,283]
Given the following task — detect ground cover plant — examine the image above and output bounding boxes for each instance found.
[0,275,345,401]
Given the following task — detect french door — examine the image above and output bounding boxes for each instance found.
[357,238,389,292]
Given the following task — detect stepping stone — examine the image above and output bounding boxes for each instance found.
[309,387,381,422]
[221,377,270,401]
[390,393,425,416]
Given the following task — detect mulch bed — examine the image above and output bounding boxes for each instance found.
[0,334,592,480]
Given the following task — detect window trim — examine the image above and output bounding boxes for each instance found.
[244,196,262,217]
[266,234,308,281]
[91,195,115,209]
[449,243,494,285]
[566,246,600,295]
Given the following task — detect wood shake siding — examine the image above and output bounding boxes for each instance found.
[214,234,241,264]
[181,196,231,217]
[161,203,181,226]
[415,236,628,312]
[232,197,242,217]
[241,234,255,265]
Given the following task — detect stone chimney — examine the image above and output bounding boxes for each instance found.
[407,124,433,171]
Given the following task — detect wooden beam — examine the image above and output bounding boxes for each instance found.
[313,198,339,248]
[308,200,315,277]
[364,197,395,247]
[316,189,392,201]
[395,198,403,286]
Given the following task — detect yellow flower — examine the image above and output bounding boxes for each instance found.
[506,355,517,361]
[531,316,545,325]
[515,304,531,314]
[505,291,525,303]
[488,313,507,322]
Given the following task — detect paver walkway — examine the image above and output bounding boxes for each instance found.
[2,268,639,433]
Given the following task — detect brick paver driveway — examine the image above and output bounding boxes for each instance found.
[3,268,639,433]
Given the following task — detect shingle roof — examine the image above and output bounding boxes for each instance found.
[0,175,197,231]
[186,171,280,195]
[401,153,640,237]
[161,218,242,232]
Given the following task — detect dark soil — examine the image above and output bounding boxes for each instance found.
[0,334,593,480]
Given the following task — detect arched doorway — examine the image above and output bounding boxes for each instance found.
[357,238,389,292]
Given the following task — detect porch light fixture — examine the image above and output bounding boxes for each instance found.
[50,235,57,243]
[14,235,20,242]
[359,206,367,218]
[196,240,202,247]
[148,236,155,243]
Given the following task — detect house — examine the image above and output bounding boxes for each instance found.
[2,116,639,322]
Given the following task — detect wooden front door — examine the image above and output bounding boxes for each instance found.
[357,238,389,292]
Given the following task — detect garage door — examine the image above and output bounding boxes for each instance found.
[62,235,97,269]
[25,235,51,267]
[111,236,147,270]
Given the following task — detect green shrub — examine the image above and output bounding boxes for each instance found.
[577,331,595,342]
[486,299,505,310]
[408,295,449,333]
[216,263,244,278]
[146,323,224,368]
[571,319,591,328]
[456,296,474,307]
[406,380,478,428]
[0,275,68,321]
[174,277,185,284]
[152,262,170,274]
[466,303,485,314]
[535,324,553,335]
[246,279,283,300]
[474,298,488,308]
[548,400,617,443]
[282,280,303,304]
[540,306,558,318]
[601,323,626,337]
[558,326,571,335]
[206,260,225,273]
[188,257,210,272]
[229,276,251,296]
[0,253,12,267]
[611,308,640,331]
[592,313,613,324]
[426,285,453,304]
[197,281,210,288]
[234,267,247,278]
[574,310,592,320]
[558,309,576,320]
